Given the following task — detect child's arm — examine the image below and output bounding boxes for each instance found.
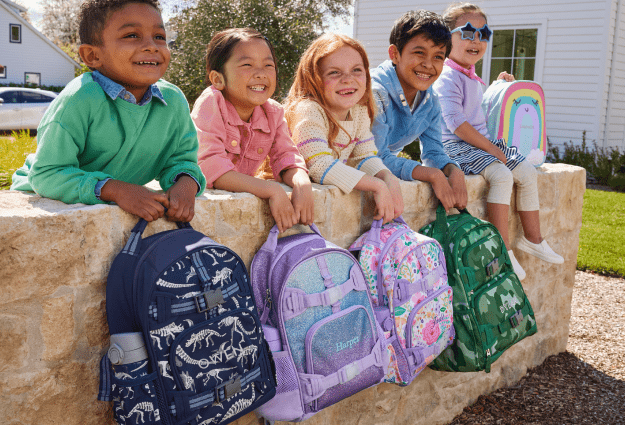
[454,72,516,164]
[349,108,404,218]
[454,122,507,164]
[267,103,314,226]
[411,96,467,211]
[166,175,198,222]
[99,180,169,221]
[411,165,456,212]
[291,101,368,194]
[157,90,207,196]
[443,163,468,210]
[374,169,404,219]
[281,168,314,226]
[353,174,395,223]
[214,171,297,233]
[371,89,422,181]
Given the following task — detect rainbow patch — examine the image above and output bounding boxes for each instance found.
[482,80,547,166]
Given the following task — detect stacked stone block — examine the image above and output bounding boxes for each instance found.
[0,164,585,425]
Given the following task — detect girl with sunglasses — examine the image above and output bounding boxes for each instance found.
[433,2,564,280]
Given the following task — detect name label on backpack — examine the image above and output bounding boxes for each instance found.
[336,336,359,352]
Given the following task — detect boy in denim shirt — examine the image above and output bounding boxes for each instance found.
[371,10,467,211]
[11,0,206,222]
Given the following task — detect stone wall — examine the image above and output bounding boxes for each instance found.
[0,163,585,425]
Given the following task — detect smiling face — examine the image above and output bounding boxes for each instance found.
[390,34,446,106]
[319,45,367,121]
[449,12,488,69]
[212,37,277,122]
[85,3,170,101]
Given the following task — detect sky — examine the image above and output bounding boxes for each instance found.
[16,0,353,35]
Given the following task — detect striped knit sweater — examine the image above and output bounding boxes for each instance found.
[290,100,387,193]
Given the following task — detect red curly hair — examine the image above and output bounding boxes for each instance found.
[283,33,376,152]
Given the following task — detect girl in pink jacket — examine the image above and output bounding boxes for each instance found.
[192,28,314,232]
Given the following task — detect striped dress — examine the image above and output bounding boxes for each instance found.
[289,100,388,193]
[442,138,525,175]
[434,62,526,175]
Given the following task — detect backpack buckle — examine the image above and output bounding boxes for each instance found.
[195,288,224,313]
[486,258,499,276]
[337,363,359,384]
[214,376,241,403]
[323,286,342,306]
[509,310,524,328]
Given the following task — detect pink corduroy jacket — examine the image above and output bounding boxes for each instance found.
[191,86,307,188]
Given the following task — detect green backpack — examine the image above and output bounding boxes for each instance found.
[419,206,537,372]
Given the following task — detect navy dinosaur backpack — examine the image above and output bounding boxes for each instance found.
[97,219,276,425]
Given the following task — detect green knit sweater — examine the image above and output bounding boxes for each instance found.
[11,73,206,205]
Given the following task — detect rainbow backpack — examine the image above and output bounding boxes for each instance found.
[482,80,547,166]
[349,217,454,385]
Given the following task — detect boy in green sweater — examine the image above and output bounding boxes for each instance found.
[11,0,206,222]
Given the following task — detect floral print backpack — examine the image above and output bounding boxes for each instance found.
[349,217,454,385]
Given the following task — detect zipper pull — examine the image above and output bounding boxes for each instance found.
[265,288,273,311]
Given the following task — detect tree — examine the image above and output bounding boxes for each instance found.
[166,0,352,106]
[40,0,83,45]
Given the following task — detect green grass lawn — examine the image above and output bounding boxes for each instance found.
[578,189,625,277]
[0,131,36,189]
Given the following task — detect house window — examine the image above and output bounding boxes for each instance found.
[25,72,41,86]
[476,27,540,85]
[0,65,6,78]
[10,23,21,43]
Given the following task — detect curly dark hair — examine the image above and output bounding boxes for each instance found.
[78,0,161,46]
[389,10,452,57]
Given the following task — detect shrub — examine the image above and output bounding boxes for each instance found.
[0,82,65,93]
[547,131,625,191]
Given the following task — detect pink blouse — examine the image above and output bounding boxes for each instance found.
[191,86,308,188]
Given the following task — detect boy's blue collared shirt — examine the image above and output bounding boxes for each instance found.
[92,71,167,106]
[370,60,458,181]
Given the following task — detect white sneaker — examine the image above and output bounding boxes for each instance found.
[517,236,564,264]
[508,250,526,280]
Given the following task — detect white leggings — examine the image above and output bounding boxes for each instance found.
[480,160,539,211]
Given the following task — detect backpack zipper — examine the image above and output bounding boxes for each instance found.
[374,227,410,305]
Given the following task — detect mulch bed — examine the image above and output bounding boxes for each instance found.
[449,271,625,425]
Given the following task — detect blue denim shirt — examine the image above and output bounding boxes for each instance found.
[92,72,199,197]
[92,70,167,106]
[370,60,458,181]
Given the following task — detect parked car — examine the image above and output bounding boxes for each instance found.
[0,87,58,131]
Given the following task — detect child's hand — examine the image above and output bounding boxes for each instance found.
[376,169,404,219]
[497,72,515,82]
[489,145,508,164]
[268,183,298,233]
[166,175,198,222]
[448,167,468,210]
[100,180,169,222]
[282,168,314,226]
[291,181,314,226]
[430,171,456,212]
[371,179,395,223]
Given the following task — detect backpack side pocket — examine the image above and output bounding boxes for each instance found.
[254,350,304,422]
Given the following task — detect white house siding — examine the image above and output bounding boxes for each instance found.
[355,0,624,151]
[603,0,625,150]
[1,3,76,86]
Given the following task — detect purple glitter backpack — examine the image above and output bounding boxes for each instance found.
[349,217,455,385]
[250,225,387,422]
